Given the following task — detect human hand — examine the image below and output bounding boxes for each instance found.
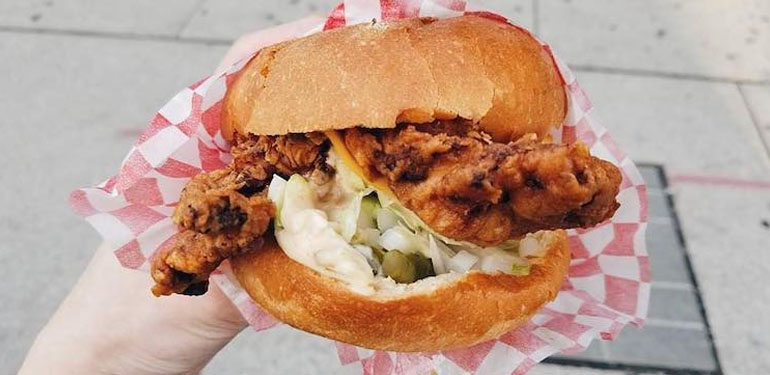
[18,15,324,375]
[18,242,246,375]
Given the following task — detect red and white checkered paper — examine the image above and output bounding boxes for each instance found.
[70,1,649,373]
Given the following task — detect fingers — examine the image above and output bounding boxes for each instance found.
[20,242,248,375]
[215,15,325,74]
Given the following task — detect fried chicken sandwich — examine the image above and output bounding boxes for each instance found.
[150,15,622,352]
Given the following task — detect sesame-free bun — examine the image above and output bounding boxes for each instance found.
[230,230,569,352]
[222,15,566,143]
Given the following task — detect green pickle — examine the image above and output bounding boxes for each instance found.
[382,250,436,284]
[409,253,436,280]
[382,250,416,283]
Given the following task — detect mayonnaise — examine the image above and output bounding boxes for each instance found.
[276,209,376,294]
[273,156,377,294]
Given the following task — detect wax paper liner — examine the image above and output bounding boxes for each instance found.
[70,1,649,373]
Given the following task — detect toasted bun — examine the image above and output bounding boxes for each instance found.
[223,15,566,142]
[231,230,569,352]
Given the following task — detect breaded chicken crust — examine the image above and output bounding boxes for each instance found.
[152,121,620,296]
[151,133,329,296]
[344,121,621,246]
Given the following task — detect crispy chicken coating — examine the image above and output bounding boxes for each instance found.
[150,133,330,296]
[344,120,622,246]
[151,193,274,296]
[151,120,620,296]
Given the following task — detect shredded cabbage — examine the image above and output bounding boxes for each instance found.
[374,188,535,276]
[375,208,400,232]
[477,250,530,275]
[427,235,448,274]
[353,227,381,249]
[519,235,545,258]
[447,250,479,273]
[378,192,483,249]
[269,148,538,286]
[380,226,422,254]
[321,158,373,241]
[498,239,520,252]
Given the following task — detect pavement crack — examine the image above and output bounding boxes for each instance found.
[572,64,770,85]
[176,0,207,38]
[736,83,770,166]
[0,25,233,46]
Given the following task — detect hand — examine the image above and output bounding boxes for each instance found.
[19,242,246,375]
[18,15,324,375]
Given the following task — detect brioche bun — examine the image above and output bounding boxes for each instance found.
[231,231,569,352]
[223,15,566,142]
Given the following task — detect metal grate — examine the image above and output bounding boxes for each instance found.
[544,165,723,375]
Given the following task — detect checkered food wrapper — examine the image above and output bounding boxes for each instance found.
[70,1,650,373]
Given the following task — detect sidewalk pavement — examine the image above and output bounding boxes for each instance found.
[1,1,768,374]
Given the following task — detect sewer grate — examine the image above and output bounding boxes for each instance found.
[544,164,723,375]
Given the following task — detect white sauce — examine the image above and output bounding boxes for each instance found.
[276,209,376,294]
[272,150,544,295]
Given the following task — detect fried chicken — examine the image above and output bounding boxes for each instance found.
[344,120,622,246]
[150,133,330,296]
[152,120,620,296]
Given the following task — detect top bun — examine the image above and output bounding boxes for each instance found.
[223,15,566,143]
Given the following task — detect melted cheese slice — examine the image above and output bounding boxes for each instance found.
[324,130,395,198]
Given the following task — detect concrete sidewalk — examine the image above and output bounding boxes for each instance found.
[1,1,768,374]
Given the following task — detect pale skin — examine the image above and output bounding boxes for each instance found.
[18,15,324,375]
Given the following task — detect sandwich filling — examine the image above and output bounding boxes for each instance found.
[271,149,551,295]
[150,120,621,297]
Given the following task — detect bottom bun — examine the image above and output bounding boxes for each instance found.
[231,231,570,352]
